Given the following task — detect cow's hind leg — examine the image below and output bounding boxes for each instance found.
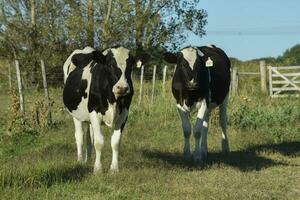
[200,108,211,160]
[177,108,192,161]
[219,95,229,153]
[90,111,104,173]
[110,109,128,172]
[194,100,207,164]
[85,124,94,163]
[73,118,84,162]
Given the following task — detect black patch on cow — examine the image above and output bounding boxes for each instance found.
[171,46,230,107]
[63,67,88,112]
[72,51,106,68]
[88,62,117,115]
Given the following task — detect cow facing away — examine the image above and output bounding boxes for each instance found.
[164,45,231,164]
[63,46,147,172]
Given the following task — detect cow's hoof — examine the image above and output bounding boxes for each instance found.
[183,152,192,162]
[201,150,208,159]
[93,166,102,174]
[194,156,203,166]
[222,148,230,155]
[77,156,84,163]
[222,141,230,155]
[110,166,119,173]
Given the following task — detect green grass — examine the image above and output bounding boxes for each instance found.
[0,80,300,199]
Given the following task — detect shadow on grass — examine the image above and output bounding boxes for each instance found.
[142,141,300,171]
[40,143,75,158]
[2,164,92,188]
[37,164,92,187]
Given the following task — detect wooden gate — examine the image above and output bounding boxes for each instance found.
[269,66,300,97]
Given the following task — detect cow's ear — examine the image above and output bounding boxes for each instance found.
[71,51,106,68]
[71,53,94,68]
[92,50,106,64]
[135,53,150,68]
[163,52,178,64]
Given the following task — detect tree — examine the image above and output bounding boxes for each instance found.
[0,0,207,84]
[279,44,300,65]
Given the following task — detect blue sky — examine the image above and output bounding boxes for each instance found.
[184,0,300,61]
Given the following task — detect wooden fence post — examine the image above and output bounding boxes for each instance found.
[162,65,167,97]
[268,65,273,97]
[15,60,25,123]
[173,64,177,75]
[41,60,52,124]
[231,67,238,96]
[260,60,267,93]
[7,61,12,91]
[138,65,144,105]
[151,65,157,104]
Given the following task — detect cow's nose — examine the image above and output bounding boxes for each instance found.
[117,86,129,94]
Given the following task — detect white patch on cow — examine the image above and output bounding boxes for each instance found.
[136,60,142,68]
[197,49,204,57]
[110,108,128,172]
[70,62,93,121]
[101,102,117,127]
[89,111,104,172]
[110,129,121,171]
[111,47,130,97]
[181,47,197,70]
[63,46,95,83]
[73,117,84,162]
[177,101,190,113]
[111,47,129,72]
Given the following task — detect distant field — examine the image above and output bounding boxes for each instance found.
[0,79,300,199]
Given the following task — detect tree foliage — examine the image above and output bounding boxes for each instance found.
[0,0,207,84]
[278,44,300,65]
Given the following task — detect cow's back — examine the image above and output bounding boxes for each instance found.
[199,46,231,105]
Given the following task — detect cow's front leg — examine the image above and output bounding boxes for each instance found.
[219,95,229,154]
[177,107,192,161]
[90,111,104,173]
[73,118,84,162]
[110,109,128,172]
[194,101,207,164]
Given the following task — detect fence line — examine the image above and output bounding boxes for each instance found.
[6,59,298,124]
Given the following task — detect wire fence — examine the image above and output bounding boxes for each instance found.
[0,58,271,126]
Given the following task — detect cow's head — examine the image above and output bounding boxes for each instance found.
[101,46,149,98]
[72,46,148,99]
[164,47,204,90]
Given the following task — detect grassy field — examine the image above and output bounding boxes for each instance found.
[0,78,300,200]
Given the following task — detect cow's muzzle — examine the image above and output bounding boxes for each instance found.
[113,85,130,97]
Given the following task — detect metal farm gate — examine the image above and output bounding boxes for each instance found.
[269,65,300,97]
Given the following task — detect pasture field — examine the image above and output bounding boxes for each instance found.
[0,79,300,200]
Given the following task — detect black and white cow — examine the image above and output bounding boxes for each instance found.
[63,46,146,172]
[164,44,231,164]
